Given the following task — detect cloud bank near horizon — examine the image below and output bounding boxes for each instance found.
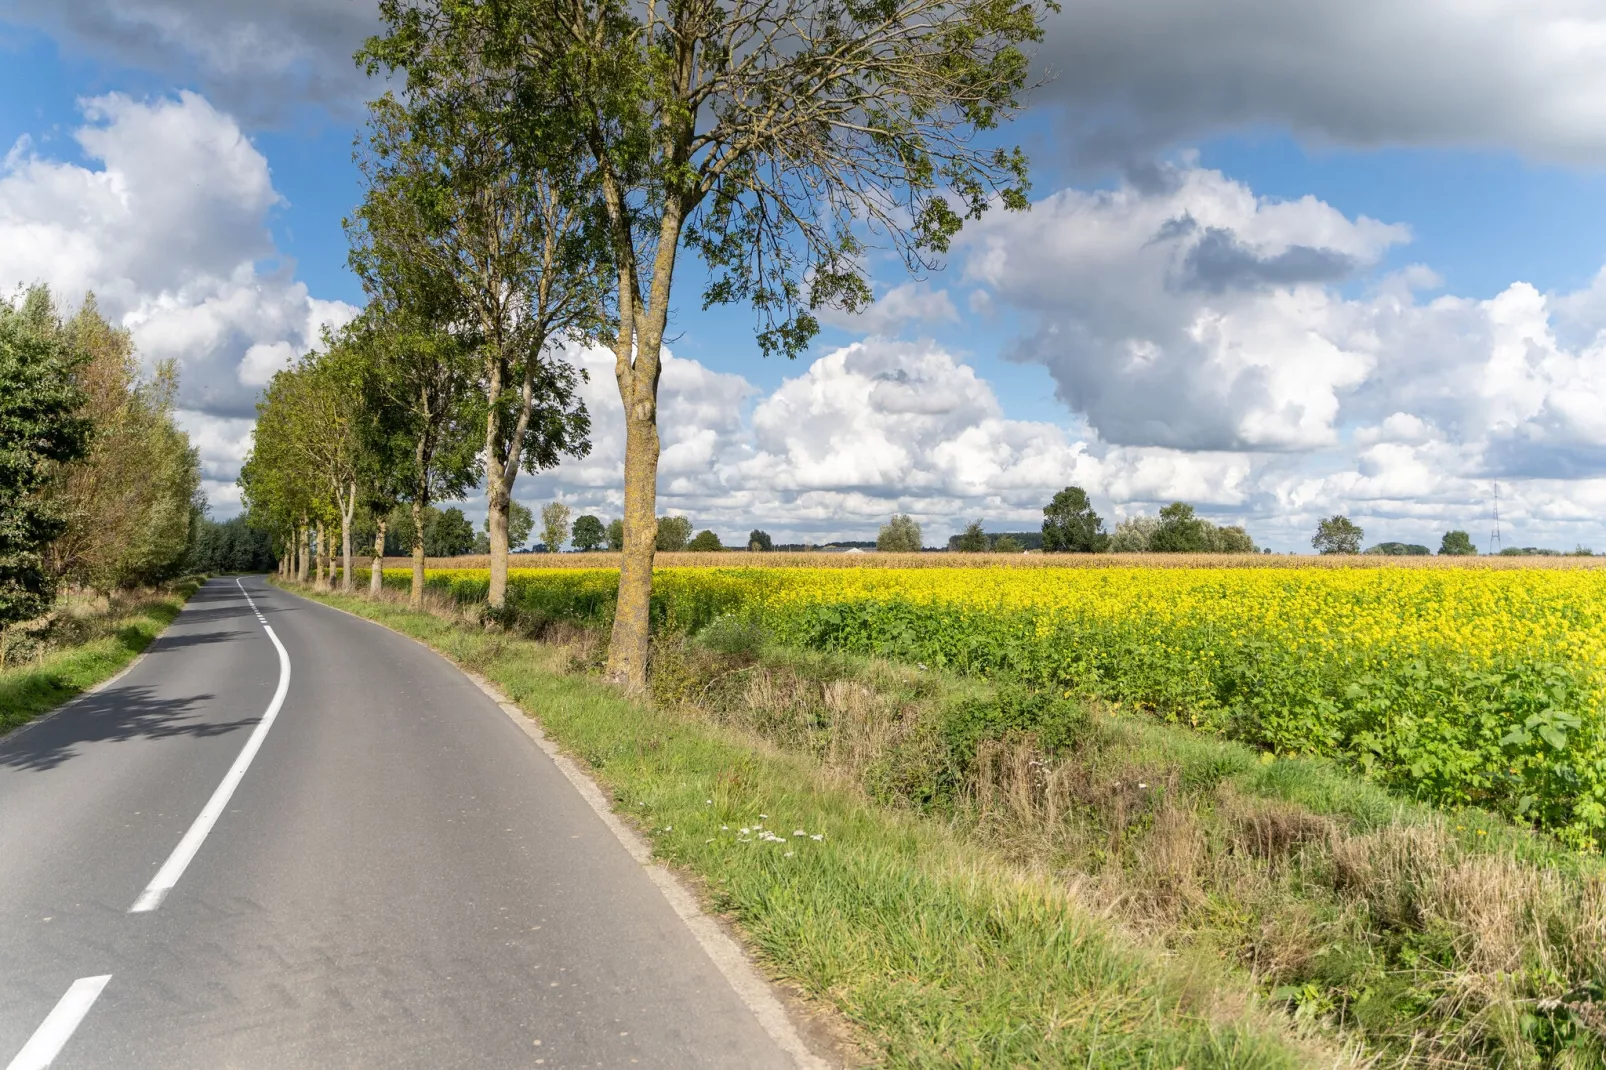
[3,78,1606,548]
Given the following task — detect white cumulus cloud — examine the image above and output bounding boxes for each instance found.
[0,91,357,510]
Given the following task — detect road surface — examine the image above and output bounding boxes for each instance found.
[0,577,799,1069]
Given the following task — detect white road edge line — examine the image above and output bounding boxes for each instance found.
[5,974,111,1070]
[128,580,290,913]
[287,587,830,1070]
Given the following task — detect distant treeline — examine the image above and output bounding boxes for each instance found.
[186,516,278,573]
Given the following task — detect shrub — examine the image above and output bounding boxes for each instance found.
[656,516,692,551]
[876,514,922,552]
[688,529,724,551]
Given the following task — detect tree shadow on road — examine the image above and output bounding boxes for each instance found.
[0,684,257,773]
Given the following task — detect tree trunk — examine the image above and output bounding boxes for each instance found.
[607,411,660,686]
[410,499,426,610]
[604,194,684,689]
[483,345,510,610]
[316,520,329,590]
[371,521,386,597]
[487,480,510,608]
[340,481,355,593]
[298,523,310,584]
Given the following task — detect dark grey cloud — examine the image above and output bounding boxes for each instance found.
[1179,226,1358,293]
[1034,0,1606,166]
[7,0,381,124]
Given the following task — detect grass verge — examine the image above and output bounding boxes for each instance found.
[283,580,1336,1069]
[0,578,203,736]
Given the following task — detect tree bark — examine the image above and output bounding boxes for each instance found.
[410,499,426,609]
[298,522,310,584]
[487,480,510,608]
[604,191,684,689]
[371,520,386,597]
[340,480,356,593]
[484,347,510,609]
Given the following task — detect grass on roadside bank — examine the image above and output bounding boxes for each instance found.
[0,578,204,736]
[283,579,1339,1069]
[312,575,1606,1067]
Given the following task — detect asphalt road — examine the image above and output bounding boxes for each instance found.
[0,577,798,1069]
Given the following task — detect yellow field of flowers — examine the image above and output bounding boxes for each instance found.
[385,561,1606,847]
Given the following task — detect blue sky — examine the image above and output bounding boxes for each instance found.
[5,1,1606,551]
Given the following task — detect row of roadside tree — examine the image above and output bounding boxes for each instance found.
[239,0,1049,687]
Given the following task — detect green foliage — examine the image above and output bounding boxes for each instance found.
[539,501,571,552]
[30,292,201,591]
[1041,485,1107,552]
[954,519,989,552]
[656,516,693,552]
[1210,525,1256,553]
[391,504,477,557]
[504,501,535,549]
[688,529,724,551]
[1365,542,1431,556]
[606,518,625,551]
[187,516,276,573]
[0,289,92,626]
[876,514,923,553]
[1439,530,1477,556]
[571,514,606,552]
[1109,515,1160,552]
[427,507,476,556]
[992,534,1024,553]
[1313,515,1363,555]
[1150,502,1214,552]
[748,529,773,552]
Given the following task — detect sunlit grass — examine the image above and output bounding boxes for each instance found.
[288,581,1331,1068]
[0,579,202,735]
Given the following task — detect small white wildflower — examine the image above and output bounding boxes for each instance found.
[721,825,729,831]
[1137,783,1148,789]
[705,799,713,804]
[663,825,673,831]
[793,830,807,837]
[784,851,794,858]
[810,834,823,841]
[739,827,750,834]
[705,838,714,844]
[759,814,768,819]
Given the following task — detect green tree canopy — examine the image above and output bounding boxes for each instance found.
[877,515,923,553]
[1440,530,1477,556]
[688,529,723,551]
[0,289,92,626]
[540,501,572,551]
[571,514,606,552]
[1150,502,1213,553]
[656,516,693,552]
[955,520,989,552]
[1365,541,1431,556]
[1041,486,1107,552]
[1313,515,1364,555]
[748,529,773,552]
[606,518,624,551]
[427,506,477,556]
